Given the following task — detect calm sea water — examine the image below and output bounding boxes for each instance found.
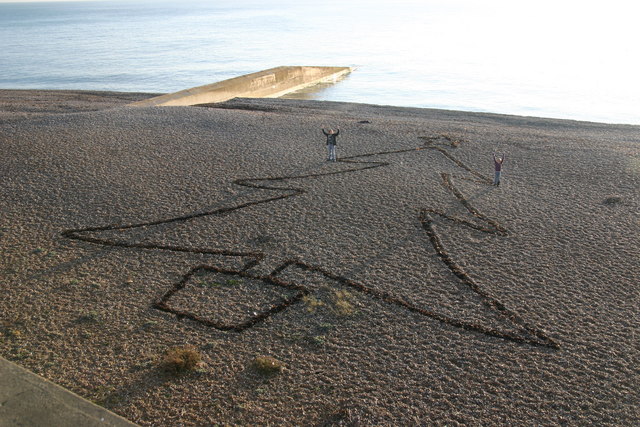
[1,0,639,125]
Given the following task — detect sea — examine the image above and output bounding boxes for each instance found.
[1,0,639,125]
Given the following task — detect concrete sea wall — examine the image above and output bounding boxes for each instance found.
[130,66,353,107]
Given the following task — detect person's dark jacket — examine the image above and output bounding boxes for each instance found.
[322,129,339,145]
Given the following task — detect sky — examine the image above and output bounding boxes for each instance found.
[0,0,100,2]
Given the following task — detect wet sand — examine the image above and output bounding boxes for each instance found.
[1,90,638,425]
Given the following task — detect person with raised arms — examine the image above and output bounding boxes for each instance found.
[493,153,505,186]
[322,128,340,162]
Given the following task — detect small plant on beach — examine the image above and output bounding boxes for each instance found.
[253,355,285,375]
[603,195,623,205]
[302,295,325,312]
[77,310,101,324]
[310,335,326,346]
[317,322,335,332]
[93,385,118,407]
[11,347,31,361]
[0,327,22,340]
[162,345,202,373]
[333,290,355,316]
[141,320,157,330]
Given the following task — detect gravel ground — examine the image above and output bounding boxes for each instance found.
[1,90,638,425]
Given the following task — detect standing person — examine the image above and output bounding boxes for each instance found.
[322,128,340,162]
[493,153,505,186]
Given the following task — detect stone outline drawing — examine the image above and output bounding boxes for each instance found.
[62,135,559,349]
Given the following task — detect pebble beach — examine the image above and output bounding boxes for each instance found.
[1,89,638,425]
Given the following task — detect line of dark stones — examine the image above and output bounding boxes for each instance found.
[60,136,558,348]
[419,180,558,349]
[269,260,558,348]
[152,264,309,331]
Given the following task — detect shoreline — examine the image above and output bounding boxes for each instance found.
[2,88,640,128]
[1,89,638,425]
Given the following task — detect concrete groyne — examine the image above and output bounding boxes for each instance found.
[129,66,353,107]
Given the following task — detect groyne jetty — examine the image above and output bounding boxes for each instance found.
[130,66,353,107]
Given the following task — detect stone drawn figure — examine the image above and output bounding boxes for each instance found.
[62,137,556,348]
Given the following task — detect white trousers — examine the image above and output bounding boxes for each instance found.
[327,144,336,161]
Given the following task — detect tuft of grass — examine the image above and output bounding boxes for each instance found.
[12,348,31,361]
[310,335,326,346]
[603,195,623,205]
[302,295,325,312]
[317,322,335,333]
[162,346,202,373]
[333,290,355,316]
[1,328,22,341]
[141,320,157,330]
[92,385,118,407]
[77,310,101,324]
[253,356,285,375]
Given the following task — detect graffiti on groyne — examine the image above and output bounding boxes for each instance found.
[62,135,558,349]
